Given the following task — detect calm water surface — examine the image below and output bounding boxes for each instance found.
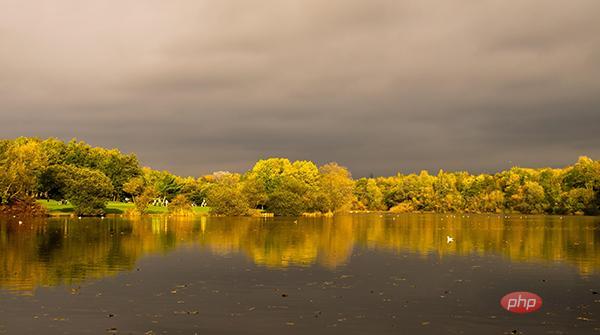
[1,213,599,334]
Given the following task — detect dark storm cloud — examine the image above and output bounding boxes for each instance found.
[1,0,599,176]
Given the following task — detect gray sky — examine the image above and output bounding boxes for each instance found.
[1,0,599,177]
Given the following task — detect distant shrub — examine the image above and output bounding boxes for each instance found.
[302,211,333,217]
[168,195,194,216]
[248,209,273,217]
[0,196,47,217]
[389,202,415,213]
[134,187,157,215]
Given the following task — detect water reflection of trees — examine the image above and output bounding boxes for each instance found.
[1,214,599,292]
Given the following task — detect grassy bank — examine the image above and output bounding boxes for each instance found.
[38,200,210,215]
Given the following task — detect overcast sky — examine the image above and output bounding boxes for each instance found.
[1,0,599,177]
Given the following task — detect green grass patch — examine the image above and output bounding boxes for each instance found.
[38,199,210,215]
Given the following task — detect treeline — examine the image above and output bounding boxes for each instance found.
[362,160,600,215]
[1,137,599,216]
[0,138,142,215]
[0,138,354,216]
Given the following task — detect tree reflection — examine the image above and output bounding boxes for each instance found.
[1,214,599,292]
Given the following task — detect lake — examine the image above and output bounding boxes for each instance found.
[1,213,599,334]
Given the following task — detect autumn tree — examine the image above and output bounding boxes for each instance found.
[562,156,600,215]
[354,178,385,210]
[316,163,355,213]
[244,158,320,215]
[243,158,292,210]
[123,176,146,201]
[168,194,194,216]
[177,176,205,205]
[206,173,250,216]
[123,176,156,215]
[3,137,600,216]
[0,138,48,204]
[133,186,157,215]
[432,170,464,212]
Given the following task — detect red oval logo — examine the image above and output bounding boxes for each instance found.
[500,291,543,314]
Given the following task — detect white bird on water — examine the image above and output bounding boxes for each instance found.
[447,236,454,244]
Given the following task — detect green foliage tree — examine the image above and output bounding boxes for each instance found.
[476,190,505,213]
[243,158,292,211]
[242,175,268,209]
[510,181,547,214]
[244,158,320,215]
[266,185,305,216]
[206,173,250,216]
[246,158,292,195]
[432,170,464,212]
[52,165,114,216]
[0,138,48,204]
[316,163,355,213]
[97,150,141,200]
[562,156,600,215]
[537,168,563,214]
[59,139,141,200]
[155,173,182,202]
[123,176,146,201]
[176,176,205,205]
[354,178,385,210]
[123,176,157,215]
[3,137,600,217]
